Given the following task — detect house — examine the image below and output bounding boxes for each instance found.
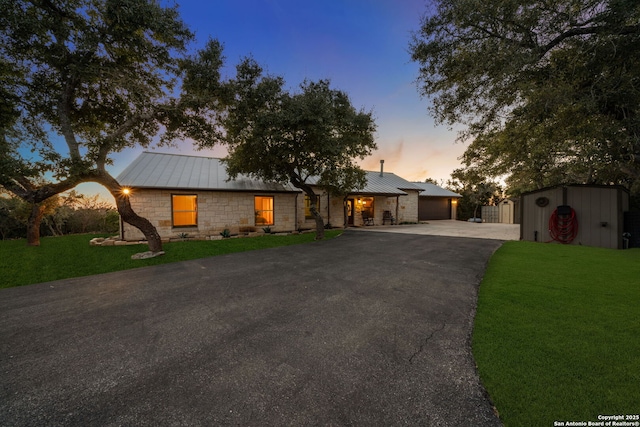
[520,184,630,249]
[411,182,462,221]
[116,152,421,241]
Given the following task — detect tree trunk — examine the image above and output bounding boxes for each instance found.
[301,186,325,240]
[343,197,349,228]
[7,170,162,252]
[26,203,45,246]
[115,193,163,252]
[310,202,325,240]
[289,177,325,240]
[45,218,59,237]
[94,171,163,253]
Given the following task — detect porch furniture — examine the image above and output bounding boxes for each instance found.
[383,210,396,225]
[362,211,374,225]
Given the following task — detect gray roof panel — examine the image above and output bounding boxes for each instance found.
[117,152,428,197]
[117,152,298,192]
[305,171,410,195]
[361,171,423,193]
[412,182,462,198]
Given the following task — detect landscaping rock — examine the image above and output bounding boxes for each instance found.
[90,236,147,247]
[89,238,105,246]
[131,251,165,260]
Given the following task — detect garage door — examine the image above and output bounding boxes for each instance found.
[419,198,451,220]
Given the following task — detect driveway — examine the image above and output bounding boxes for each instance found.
[352,220,520,241]
[0,231,503,426]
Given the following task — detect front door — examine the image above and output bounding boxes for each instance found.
[347,199,355,226]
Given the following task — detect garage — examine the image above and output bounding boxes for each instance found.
[412,182,462,221]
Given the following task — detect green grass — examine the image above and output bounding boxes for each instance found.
[0,231,342,288]
[473,241,640,427]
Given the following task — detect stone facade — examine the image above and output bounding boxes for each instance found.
[348,191,420,226]
[121,189,298,241]
[120,188,420,241]
[397,190,420,223]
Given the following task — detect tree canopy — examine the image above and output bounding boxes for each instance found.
[410,0,640,197]
[0,0,224,249]
[207,58,377,239]
[447,168,502,220]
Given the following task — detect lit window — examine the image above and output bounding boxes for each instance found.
[304,195,320,219]
[255,196,274,225]
[361,197,374,218]
[172,195,197,227]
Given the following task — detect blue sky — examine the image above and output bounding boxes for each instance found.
[84,0,465,198]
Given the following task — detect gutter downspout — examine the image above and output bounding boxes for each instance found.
[396,195,399,224]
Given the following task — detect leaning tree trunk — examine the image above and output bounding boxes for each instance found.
[95,171,163,253]
[115,193,163,253]
[290,177,326,240]
[343,197,349,228]
[309,202,325,240]
[26,203,45,246]
[300,186,325,240]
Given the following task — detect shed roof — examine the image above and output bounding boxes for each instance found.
[116,152,297,192]
[412,182,462,198]
[520,183,630,197]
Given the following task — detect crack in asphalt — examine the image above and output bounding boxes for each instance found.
[408,322,447,364]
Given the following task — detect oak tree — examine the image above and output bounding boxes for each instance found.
[210,59,376,239]
[0,0,223,249]
[411,0,640,196]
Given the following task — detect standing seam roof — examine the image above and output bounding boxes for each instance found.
[412,182,462,198]
[116,152,297,192]
[117,152,427,196]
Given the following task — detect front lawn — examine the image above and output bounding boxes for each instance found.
[0,231,342,288]
[473,241,640,427]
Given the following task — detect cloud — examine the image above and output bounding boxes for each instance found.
[360,139,404,171]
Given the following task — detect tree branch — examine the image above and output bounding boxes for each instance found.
[540,24,640,58]
[96,110,157,170]
[57,76,82,162]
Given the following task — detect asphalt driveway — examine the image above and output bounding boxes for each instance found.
[1,231,503,426]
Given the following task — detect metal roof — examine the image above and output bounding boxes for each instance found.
[300,171,414,196]
[116,152,298,192]
[412,182,462,198]
[117,152,424,197]
[349,171,422,196]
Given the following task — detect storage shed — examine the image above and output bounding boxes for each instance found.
[520,185,630,249]
[481,199,520,224]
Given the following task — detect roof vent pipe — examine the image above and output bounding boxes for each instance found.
[380,159,384,177]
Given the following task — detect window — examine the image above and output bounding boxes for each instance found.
[360,197,374,218]
[304,195,320,219]
[255,196,274,225]
[172,195,197,227]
